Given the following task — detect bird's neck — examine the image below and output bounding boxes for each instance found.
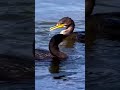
[60,25,74,36]
[49,34,67,59]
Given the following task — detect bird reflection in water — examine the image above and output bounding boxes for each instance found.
[49,57,66,79]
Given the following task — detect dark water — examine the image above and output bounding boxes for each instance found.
[0,0,34,89]
[86,38,120,90]
[35,0,85,90]
[93,0,120,14]
[0,0,34,58]
[0,81,34,90]
[86,12,120,89]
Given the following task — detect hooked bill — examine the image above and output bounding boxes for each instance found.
[50,24,65,31]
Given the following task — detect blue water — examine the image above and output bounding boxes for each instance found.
[35,0,85,22]
[35,0,85,90]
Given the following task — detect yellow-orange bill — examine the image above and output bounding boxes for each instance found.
[50,24,65,31]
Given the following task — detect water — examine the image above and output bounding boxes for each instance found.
[86,11,120,89]
[0,0,34,89]
[86,38,120,89]
[35,0,85,90]
[35,0,85,22]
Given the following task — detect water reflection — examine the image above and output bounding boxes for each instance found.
[49,58,65,79]
[35,39,85,90]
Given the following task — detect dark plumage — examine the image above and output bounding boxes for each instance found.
[35,17,85,60]
[49,34,67,59]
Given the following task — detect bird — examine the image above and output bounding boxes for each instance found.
[35,17,85,60]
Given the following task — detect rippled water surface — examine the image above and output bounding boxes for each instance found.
[35,0,85,90]
[0,0,34,89]
[86,38,120,89]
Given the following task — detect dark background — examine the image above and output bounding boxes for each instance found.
[86,0,120,90]
[0,0,34,89]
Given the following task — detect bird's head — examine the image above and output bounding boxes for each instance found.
[50,17,75,31]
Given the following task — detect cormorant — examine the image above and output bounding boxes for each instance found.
[35,17,85,60]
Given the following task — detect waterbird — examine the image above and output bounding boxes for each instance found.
[35,17,85,60]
